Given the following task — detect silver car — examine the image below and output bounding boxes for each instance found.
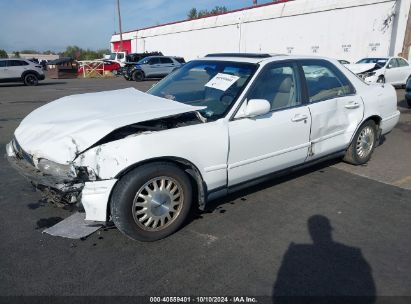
[130,56,185,81]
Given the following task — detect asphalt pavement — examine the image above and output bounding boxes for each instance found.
[0,78,410,299]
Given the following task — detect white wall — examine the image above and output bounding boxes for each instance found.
[111,0,411,61]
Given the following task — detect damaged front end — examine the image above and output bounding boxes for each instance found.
[6,137,94,207]
[357,65,384,83]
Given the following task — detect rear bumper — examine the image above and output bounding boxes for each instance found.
[380,111,400,135]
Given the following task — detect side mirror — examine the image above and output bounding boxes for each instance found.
[236,99,271,119]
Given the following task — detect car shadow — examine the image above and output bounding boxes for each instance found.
[272,215,376,304]
[0,81,66,87]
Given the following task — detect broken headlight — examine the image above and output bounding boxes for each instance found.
[37,159,77,179]
[76,166,98,181]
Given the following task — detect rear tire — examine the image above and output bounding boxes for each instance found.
[110,163,193,241]
[343,120,377,165]
[133,70,144,81]
[23,73,38,86]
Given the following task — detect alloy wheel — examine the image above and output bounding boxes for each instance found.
[356,126,375,159]
[132,176,184,231]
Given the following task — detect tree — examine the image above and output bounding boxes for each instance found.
[63,45,82,59]
[0,49,8,58]
[210,6,228,15]
[187,6,228,19]
[187,8,197,19]
[42,50,57,55]
[61,45,110,60]
[20,49,39,54]
[13,51,20,58]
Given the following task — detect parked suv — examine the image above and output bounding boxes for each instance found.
[118,52,164,80]
[0,59,45,86]
[128,56,185,81]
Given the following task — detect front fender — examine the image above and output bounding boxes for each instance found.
[73,120,229,193]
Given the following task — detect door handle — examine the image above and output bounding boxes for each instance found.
[291,114,308,122]
[345,102,360,109]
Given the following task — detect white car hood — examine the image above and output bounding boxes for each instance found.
[14,88,204,164]
[345,63,378,74]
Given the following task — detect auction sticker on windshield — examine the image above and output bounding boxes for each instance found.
[205,73,240,91]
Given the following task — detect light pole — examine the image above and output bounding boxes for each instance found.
[117,0,124,52]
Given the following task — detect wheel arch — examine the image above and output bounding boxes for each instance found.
[132,69,145,78]
[349,115,382,148]
[107,156,207,220]
[21,70,41,79]
[365,115,382,127]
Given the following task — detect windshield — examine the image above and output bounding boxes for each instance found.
[356,58,388,64]
[109,53,117,60]
[148,60,258,120]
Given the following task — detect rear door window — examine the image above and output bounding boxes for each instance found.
[300,60,354,103]
[8,60,28,66]
[149,57,161,65]
[160,57,173,64]
[388,59,399,69]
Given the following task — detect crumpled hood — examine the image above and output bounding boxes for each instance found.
[345,63,379,74]
[14,88,204,164]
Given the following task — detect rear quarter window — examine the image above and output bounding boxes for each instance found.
[175,58,186,64]
[397,58,409,67]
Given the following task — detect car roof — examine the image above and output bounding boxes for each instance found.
[358,57,389,60]
[197,53,339,64]
[143,56,173,59]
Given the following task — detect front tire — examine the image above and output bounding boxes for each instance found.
[24,73,38,86]
[111,163,193,241]
[132,70,144,81]
[343,120,377,165]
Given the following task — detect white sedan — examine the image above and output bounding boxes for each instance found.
[346,57,411,85]
[6,54,400,241]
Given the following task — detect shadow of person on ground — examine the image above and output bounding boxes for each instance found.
[273,215,376,304]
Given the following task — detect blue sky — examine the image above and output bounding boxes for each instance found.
[0,0,273,52]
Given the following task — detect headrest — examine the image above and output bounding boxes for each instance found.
[277,77,293,93]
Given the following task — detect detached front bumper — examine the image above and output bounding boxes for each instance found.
[6,140,117,222]
[6,141,84,204]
